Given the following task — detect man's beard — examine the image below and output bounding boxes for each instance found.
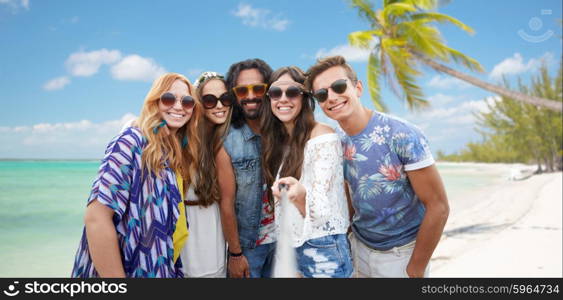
[240,98,262,120]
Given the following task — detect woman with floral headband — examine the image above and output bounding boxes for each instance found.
[262,66,352,277]
[72,73,201,278]
[179,71,233,278]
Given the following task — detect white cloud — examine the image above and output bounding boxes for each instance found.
[0,0,29,11]
[110,55,167,82]
[0,113,137,159]
[400,96,500,154]
[315,44,371,62]
[271,19,289,31]
[13,126,29,133]
[44,49,167,90]
[403,96,499,143]
[413,96,499,122]
[427,75,471,89]
[232,3,290,31]
[489,52,554,80]
[43,76,70,91]
[65,49,122,77]
[31,119,94,133]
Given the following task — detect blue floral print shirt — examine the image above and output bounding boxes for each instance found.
[337,111,435,250]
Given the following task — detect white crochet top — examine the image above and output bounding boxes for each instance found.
[275,133,350,247]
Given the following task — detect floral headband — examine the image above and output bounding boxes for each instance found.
[194,71,225,88]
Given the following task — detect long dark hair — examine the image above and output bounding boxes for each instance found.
[193,75,232,207]
[225,58,273,128]
[261,66,316,202]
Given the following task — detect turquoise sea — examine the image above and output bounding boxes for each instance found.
[0,160,503,277]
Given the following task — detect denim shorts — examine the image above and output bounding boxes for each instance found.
[295,234,353,278]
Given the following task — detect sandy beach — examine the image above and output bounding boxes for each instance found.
[431,163,562,277]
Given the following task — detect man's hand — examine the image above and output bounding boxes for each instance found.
[406,261,426,278]
[228,255,250,278]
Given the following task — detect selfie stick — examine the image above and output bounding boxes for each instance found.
[272,183,298,278]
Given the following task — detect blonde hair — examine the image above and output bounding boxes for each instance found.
[136,73,201,185]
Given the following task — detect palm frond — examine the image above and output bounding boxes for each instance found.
[401,0,440,10]
[375,8,387,28]
[411,12,475,34]
[349,0,378,26]
[382,2,416,21]
[384,0,401,7]
[435,44,484,72]
[367,52,387,112]
[380,38,428,109]
[400,20,447,60]
[348,30,380,49]
[393,66,429,110]
[381,55,402,102]
[379,45,397,94]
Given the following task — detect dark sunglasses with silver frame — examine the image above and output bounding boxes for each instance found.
[267,85,307,101]
[160,92,195,109]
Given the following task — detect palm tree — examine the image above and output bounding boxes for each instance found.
[347,0,563,112]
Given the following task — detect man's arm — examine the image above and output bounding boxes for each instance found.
[405,164,449,278]
[344,181,355,223]
[216,146,249,278]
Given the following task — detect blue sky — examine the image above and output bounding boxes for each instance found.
[0,0,561,159]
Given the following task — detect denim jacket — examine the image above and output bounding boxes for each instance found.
[223,123,263,248]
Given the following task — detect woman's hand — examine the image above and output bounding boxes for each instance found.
[272,177,307,217]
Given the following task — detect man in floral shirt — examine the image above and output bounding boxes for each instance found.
[303,55,449,278]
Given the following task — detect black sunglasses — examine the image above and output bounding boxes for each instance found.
[267,85,304,100]
[201,93,233,109]
[160,92,195,109]
[312,79,349,103]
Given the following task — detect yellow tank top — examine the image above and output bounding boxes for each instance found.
[172,171,189,263]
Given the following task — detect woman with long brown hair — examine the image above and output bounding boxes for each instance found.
[179,71,233,278]
[262,66,352,278]
[72,73,201,278]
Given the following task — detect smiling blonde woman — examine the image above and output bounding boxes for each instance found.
[72,72,201,278]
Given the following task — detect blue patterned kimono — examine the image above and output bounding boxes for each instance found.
[72,127,184,278]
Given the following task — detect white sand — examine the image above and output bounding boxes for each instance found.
[431,166,562,277]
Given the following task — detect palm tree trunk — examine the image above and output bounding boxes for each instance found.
[535,160,543,174]
[543,156,551,173]
[412,52,563,112]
